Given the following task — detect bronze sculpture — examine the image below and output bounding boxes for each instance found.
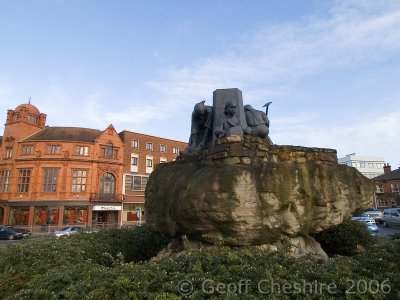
[244,104,270,139]
[183,100,213,152]
[214,101,251,138]
[183,89,272,153]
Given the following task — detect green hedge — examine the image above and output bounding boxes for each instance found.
[0,225,399,299]
[103,225,171,262]
[312,220,374,256]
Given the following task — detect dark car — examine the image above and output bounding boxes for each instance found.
[5,225,32,237]
[0,225,23,240]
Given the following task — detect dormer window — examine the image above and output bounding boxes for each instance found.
[74,145,89,156]
[28,115,38,124]
[21,145,34,155]
[47,144,61,155]
[13,113,20,121]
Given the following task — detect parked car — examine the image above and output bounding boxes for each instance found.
[5,225,32,237]
[360,210,383,224]
[351,216,376,225]
[0,225,23,240]
[351,218,379,236]
[365,223,379,236]
[50,226,86,238]
[382,208,400,227]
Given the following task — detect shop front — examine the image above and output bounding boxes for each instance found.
[9,206,30,226]
[2,202,123,230]
[3,201,90,232]
[122,203,145,226]
[63,205,89,225]
[92,204,121,229]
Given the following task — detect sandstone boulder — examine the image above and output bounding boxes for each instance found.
[145,138,374,259]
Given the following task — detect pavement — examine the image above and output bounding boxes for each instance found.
[375,223,400,237]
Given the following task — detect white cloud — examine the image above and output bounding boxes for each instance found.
[37,87,107,129]
[141,0,400,115]
[273,108,400,164]
[136,0,399,163]
[103,105,166,125]
[2,1,398,164]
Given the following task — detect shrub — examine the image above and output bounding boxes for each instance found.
[312,220,374,256]
[1,226,399,299]
[105,224,171,262]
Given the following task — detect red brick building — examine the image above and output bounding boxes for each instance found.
[118,130,187,225]
[0,102,188,230]
[0,103,124,230]
[373,164,400,209]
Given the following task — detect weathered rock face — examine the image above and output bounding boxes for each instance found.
[145,137,374,258]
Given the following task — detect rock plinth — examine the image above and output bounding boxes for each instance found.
[145,136,374,259]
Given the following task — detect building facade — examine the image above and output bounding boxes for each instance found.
[119,130,187,226]
[338,153,385,179]
[372,164,400,209]
[0,103,124,230]
[0,102,188,230]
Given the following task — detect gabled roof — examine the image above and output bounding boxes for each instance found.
[95,124,123,144]
[21,127,101,143]
[372,168,400,181]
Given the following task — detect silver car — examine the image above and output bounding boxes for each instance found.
[351,218,379,236]
[50,226,85,238]
[382,208,400,227]
[351,216,376,225]
[360,210,383,224]
[365,223,379,236]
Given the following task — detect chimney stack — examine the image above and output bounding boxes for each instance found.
[383,163,392,174]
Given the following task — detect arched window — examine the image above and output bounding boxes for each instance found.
[99,173,115,200]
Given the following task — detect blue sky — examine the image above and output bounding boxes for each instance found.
[1,0,399,166]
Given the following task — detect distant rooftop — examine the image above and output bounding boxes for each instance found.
[118,129,187,144]
[21,127,101,143]
[338,153,385,162]
[372,168,400,181]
